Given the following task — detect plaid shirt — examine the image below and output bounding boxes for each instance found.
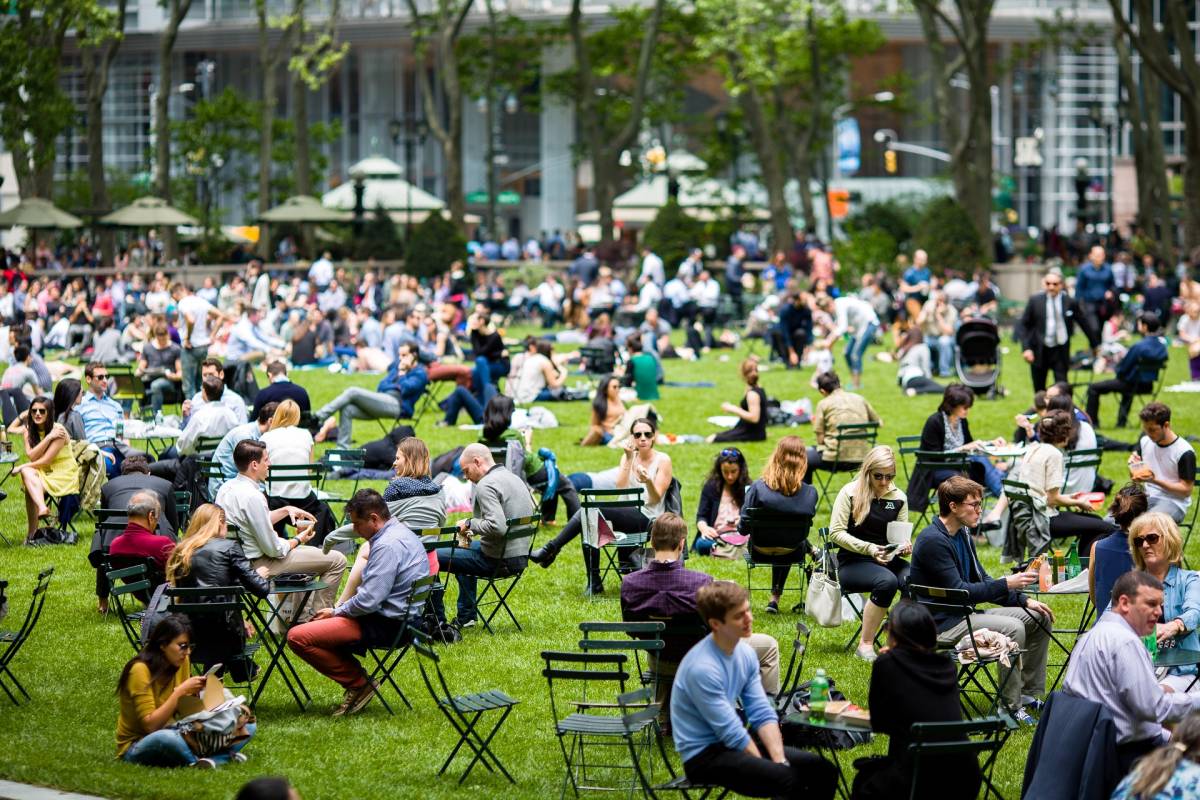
[620,559,713,618]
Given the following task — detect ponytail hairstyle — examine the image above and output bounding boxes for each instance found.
[1128,710,1200,797]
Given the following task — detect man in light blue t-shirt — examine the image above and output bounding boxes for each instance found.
[670,581,836,799]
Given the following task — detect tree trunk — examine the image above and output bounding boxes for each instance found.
[294,76,312,197]
[738,87,792,254]
[1181,101,1200,251]
[257,0,292,258]
[1116,32,1169,249]
[954,74,993,248]
[794,150,815,232]
[81,0,126,266]
[155,0,192,262]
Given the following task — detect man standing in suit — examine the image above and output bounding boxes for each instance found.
[1019,271,1097,391]
[100,454,179,540]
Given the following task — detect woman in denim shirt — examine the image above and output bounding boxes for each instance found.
[1128,512,1200,691]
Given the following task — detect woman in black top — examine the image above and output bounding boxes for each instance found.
[694,448,750,555]
[914,383,1005,498]
[852,601,979,800]
[708,359,768,443]
[165,503,271,682]
[467,305,509,404]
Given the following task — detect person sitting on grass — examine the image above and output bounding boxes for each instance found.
[581,375,625,446]
[287,489,430,717]
[694,447,750,555]
[670,581,837,800]
[707,358,768,443]
[117,615,256,768]
[622,334,660,402]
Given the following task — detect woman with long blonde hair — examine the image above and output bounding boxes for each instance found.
[261,398,336,541]
[829,446,910,662]
[166,504,270,681]
[738,435,818,614]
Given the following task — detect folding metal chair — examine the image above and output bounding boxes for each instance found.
[166,585,262,701]
[910,450,972,529]
[908,717,1012,800]
[580,488,649,592]
[1002,478,1058,561]
[474,515,540,633]
[896,434,923,483]
[774,620,813,711]
[413,630,519,785]
[193,435,226,458]
[1062,447,1102,494]
[1180,484,1200,569]
[373,382,440,436]
[578,621,665,695]
[105,563,153,653]
[811,422,879,510]
[910,583,1023,718]
[815,526,883,653]
[617,689,730,800]
[1126,353,1169,424]
[318,448,366,504]
[742,507,814,613]
[362,574,436,714]
[265,463,328,501]
[541,649,655,799]
[174,490,192,530]
[0,566,54,705]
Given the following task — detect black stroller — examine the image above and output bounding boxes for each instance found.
[955,317,1003,398]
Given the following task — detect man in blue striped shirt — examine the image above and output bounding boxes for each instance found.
[670,581,836,799]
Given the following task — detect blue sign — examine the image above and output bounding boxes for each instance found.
[836,117,861,176]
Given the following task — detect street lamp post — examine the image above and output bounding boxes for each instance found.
[825,91,895,241]
[389,116,429,241]
[1087,101,1116,233]
[351,168,366,237]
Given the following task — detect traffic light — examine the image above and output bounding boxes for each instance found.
[884,149,897,174]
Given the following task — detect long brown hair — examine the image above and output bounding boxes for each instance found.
[165,504,227,585]
[394,437,432,477]
[1128,710,1200,797]
[761,435,808,497]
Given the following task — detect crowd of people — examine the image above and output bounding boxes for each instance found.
[5,231,1200,800]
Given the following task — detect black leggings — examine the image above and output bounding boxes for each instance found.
[838,555,910,608]
[545,505,650,552]
[1050,511,1116,558]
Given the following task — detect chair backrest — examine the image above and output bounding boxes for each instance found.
[1063,448,1102,472]
[503,514,540,555]
[165,585,245,617]
[909,583,973,623]
[265,463,326,495]
[540,650,631,723]
[908,717,1005,800]
[105,563,152,599]
[196,459,226,483]
[742,507,811,560]
[579,621,665,654]
[194,435,225,457]
[914,450,972,472]
[831,421,880,464]
[0,567,54,667]
[320,448,365,475]
[896,435,923,480]
[417,525,461,553]
[1132,351,1168,386]
[1001,479,1037,510]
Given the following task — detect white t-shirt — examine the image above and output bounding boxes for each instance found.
[512,352,552,404]
[261,425,316,499]
[1139,434,1197,518]
[178,294,216,347]
[1063,421,1098,496]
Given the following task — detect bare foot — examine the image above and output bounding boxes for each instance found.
[314,417,336,443]
[98,599,109,615]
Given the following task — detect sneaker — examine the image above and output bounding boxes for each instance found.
[231,752,248,764]
[765,600,780,614]
[1021,696,1046,714]
[854,645,878,663]
[192,758,217,769]
[332,681,378,717]
[1012,706,1036,727]
[456,618,477,629]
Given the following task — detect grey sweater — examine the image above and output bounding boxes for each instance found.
[469,464,537,560]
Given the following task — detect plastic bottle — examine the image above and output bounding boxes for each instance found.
[154,409,164,428]
[115,418,124,441]
[1066,541,1082,580]
[1053,549,1066,584]
[810,669,830,721]
[1144,632,1159,660]
[1037,557,1051,592]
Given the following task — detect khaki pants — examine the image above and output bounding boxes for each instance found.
[938,606,1050,710]
[253,546,347,619]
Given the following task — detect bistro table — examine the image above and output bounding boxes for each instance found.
[1021,578,1095,692]
[123,424,181,460]
[782,710,872,800]
[242,579,328,711]
[1154,647,1200,692]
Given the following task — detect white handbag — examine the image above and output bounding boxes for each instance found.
[805,549,844,627]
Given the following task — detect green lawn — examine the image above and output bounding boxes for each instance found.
[1,329,1197,800]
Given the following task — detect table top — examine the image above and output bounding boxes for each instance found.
[1022,585,1091,597]
[1155,647,1200,669]
[126,426,180,439]
[981,443,1026,459]
[265,579,330,595]
[784,711,872,735]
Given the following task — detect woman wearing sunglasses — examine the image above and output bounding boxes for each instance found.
[1127,512,1200,692]
[829,446,910,661]
[694,448,750,555]
[531,417,673,594]
[10,395,79,544]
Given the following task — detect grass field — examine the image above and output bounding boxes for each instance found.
[1,327,1198,800]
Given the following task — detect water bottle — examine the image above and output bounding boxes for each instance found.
[1066,541,1082,580]
[115,418,124,441]
[810,669,830,721]
[1144,632,1159,661]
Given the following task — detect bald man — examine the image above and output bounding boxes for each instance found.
[109,491,176,574]
[428,444,537,628]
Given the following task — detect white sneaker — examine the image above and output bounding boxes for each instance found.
[855,645,878,663]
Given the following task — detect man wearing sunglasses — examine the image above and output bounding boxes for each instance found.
[1017,269,1098,391]
[79,361,144,478]
[909,476,1053,726]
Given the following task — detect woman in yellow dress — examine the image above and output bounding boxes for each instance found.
[10,395,80,543]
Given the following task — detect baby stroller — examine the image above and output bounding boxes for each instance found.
[955,317,1003,398]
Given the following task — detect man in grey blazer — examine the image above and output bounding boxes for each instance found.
[429,444,537,628]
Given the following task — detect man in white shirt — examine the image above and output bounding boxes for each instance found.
[309,251,335,292]
[689,269,721,350]
[177,376,239,456]
[226,306,286,365]
[182,358,249,423]
[662,270,694,329]
[535,274,565,328]
[317,280,348,314]
[173,282,233,399]
[215,439,346,615]
[817,294,881,391]
[639,247,666,288]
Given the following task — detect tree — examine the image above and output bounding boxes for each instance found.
[1113,31,1170,250]
[288,0,348,197]
[156,0,196,260]
[643,199,705,270]
[405,0,474,233]
[564,0,666,245]
[914,196,986,270]
[406,212,467,279]
[170,87,260,234]
[1108,0,1199,248]
[79,0,128,265]
[911,0,995,250]
[351,203,404,260]
[256,0,299,256]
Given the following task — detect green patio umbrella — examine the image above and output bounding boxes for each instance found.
[0,197,83,229]
[100,196,199,227]
[260,195,352,224]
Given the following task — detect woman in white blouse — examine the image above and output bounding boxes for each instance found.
[261,399,336,543]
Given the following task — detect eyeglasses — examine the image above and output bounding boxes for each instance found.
[1133,533,1162,548]
[871,472,896,481]
[631,431,654,440]
[720,448,742,459]
[30,408,47,416]
[956,500,984,511]
[92,373,109,380]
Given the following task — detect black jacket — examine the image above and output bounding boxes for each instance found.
[696,479,723,529]
[1017,292,1097,356]
[906,412,973,513]
[908,518,1025,631]
[252,380,311,418]
[1021,691,1120,800]
[100,474,179,540]
[175,538,270,599]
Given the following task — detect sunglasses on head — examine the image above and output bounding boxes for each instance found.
[1134,533,1162,548]
[631,430,654,439]
[720,448,742,460]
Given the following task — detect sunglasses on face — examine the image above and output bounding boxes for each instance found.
[1134,533,1162,548]
[631,431,654,440]
[871,472,896,481]
[30,408,47,416]
[92,373,109,380]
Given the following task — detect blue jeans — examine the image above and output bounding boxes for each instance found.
[844,322,877,375]
[429,541,521,624]
[442,385,485,425]
[931,334,956,377]
[472,357,508,403]
[969,453,1005,498]
[180,345,208,401]
[122,722,256,767]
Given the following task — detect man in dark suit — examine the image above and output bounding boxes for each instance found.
[100,454,179,540]
[1018,271,1098,391]
[251,360,311,419]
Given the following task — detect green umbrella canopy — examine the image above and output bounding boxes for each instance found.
[260,195,352,223]
[100,196,199,227]
[0,197,82,229]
